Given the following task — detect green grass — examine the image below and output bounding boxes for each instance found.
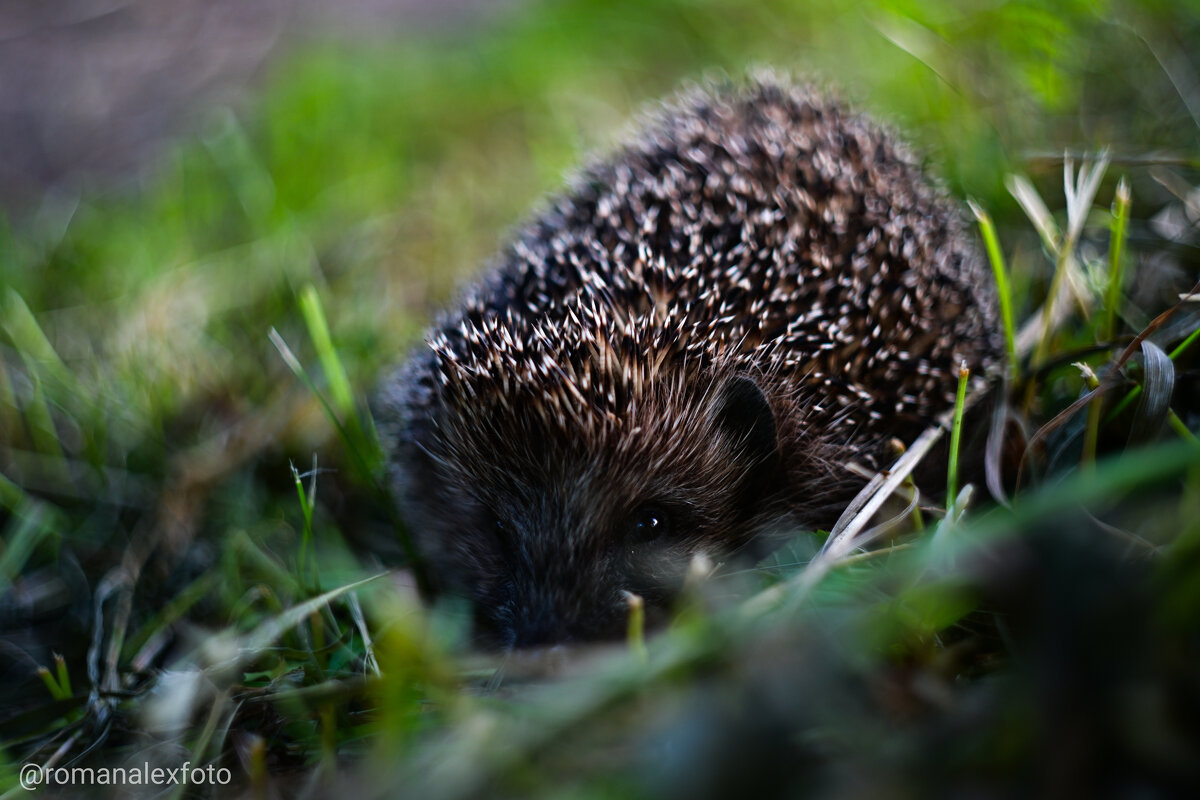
[3,0,1200,796]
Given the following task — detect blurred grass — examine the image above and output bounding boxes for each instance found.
[2,0,1200,796]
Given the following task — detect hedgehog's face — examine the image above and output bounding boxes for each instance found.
[395,373,783,647]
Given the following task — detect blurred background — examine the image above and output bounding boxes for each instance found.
[4,0,1197,406]
[0,0,513,208]
[2,0,1200,795]
[3,0,1197,498]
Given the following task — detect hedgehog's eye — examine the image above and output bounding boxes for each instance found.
[628,505,671,543]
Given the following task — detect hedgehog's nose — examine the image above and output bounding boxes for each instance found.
[510,606,570,647]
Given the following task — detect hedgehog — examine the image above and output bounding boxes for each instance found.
[376,77,1001,647]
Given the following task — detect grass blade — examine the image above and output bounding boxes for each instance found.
[970,200,1019,380]
[1103,178,1132,342]
[1128,340,1175,444]
[298,284,356,424]
[946,362,970,512]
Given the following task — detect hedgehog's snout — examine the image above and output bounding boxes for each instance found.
[495,538,635,647]
[504,587,628,647]
[507,599,572,647]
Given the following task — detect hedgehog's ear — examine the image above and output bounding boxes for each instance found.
[714,376,780,506]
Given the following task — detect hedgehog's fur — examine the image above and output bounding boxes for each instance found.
[376,77,1001,647]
